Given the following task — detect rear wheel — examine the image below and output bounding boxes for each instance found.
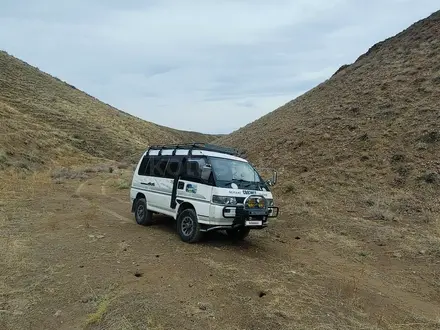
[134,198,153,226]
[177,208,202,243]
[226,227,251,241]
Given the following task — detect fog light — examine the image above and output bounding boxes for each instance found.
[245,196,267,209]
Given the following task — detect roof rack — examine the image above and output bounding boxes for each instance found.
[147,143,240,156]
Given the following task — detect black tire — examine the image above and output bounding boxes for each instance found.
[176,208,202,243]
[134,198,153,226]
[226,227,251,241]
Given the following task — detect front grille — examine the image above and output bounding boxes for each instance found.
[235,197,245,203]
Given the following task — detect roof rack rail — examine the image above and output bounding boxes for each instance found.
[147,143,240,156]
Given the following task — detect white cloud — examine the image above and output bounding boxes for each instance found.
[0,0,438,133]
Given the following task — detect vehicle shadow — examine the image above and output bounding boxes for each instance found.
[150,214,263,249]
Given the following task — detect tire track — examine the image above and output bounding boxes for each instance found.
[101,178,131,205]
[75,179,133,224]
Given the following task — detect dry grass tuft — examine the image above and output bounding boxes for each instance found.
[0,149,7,164]
[86,297,111,325]
[115,179,130,190]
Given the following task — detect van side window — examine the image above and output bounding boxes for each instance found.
[152,157,168,177]
[165,157,181,178]
[181,157,213,184]
[144,156,155,176]
[137,156,149,176]
[182,161,200,180]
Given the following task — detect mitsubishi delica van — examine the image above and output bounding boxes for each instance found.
[130,143,279,243]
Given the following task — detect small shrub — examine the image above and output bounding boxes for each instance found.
[360,154,369,162]
[84,167,98,173]
[396,165,410,177]
[359,133,369,141]
[51,168,88,180]
[15,160,31,170]
[0,150,7,163]
[368,207,396,222]
[116,162,130,170]
[419,171,439,184]
[110,178,130,190]
[283,183,296,194]
[391,154,405,163]
[420,131,439,144]
[416,142,428,150]
[86,298,110,325]
[392,175,406,187]
[117,180,130,190]
[84,164,112,173]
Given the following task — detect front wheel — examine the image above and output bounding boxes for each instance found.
[177,209,202,243]
[226,227,251,241]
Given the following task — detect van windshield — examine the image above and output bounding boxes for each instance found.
[208,157,268,190]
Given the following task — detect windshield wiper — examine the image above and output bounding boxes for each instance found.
[222,179,242,187]
[223,179,256,189]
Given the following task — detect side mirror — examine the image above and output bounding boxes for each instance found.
[265,170,277,186]
[201,164,212,181]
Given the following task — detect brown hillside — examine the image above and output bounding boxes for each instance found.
[218,11,440,260]
[0,50,219,170]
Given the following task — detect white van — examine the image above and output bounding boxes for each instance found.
[130,143,279,243]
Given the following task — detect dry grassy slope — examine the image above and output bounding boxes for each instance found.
[0,50,220,170]
[217,11,440,223]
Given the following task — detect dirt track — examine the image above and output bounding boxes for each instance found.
[1,170,439,330]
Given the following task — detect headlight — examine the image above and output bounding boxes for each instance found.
[212,195,237,205]
[266,199,274,207]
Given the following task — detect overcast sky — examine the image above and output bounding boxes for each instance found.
[0,1,438,134]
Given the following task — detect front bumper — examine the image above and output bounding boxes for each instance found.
[221,205,280,229]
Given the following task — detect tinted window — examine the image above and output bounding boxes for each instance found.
[182,159,201,180]
[181,157,214,185]
[165,157,181,178]
[137,156,149,176]
[144,157,155,176]
[149,156,168,177]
